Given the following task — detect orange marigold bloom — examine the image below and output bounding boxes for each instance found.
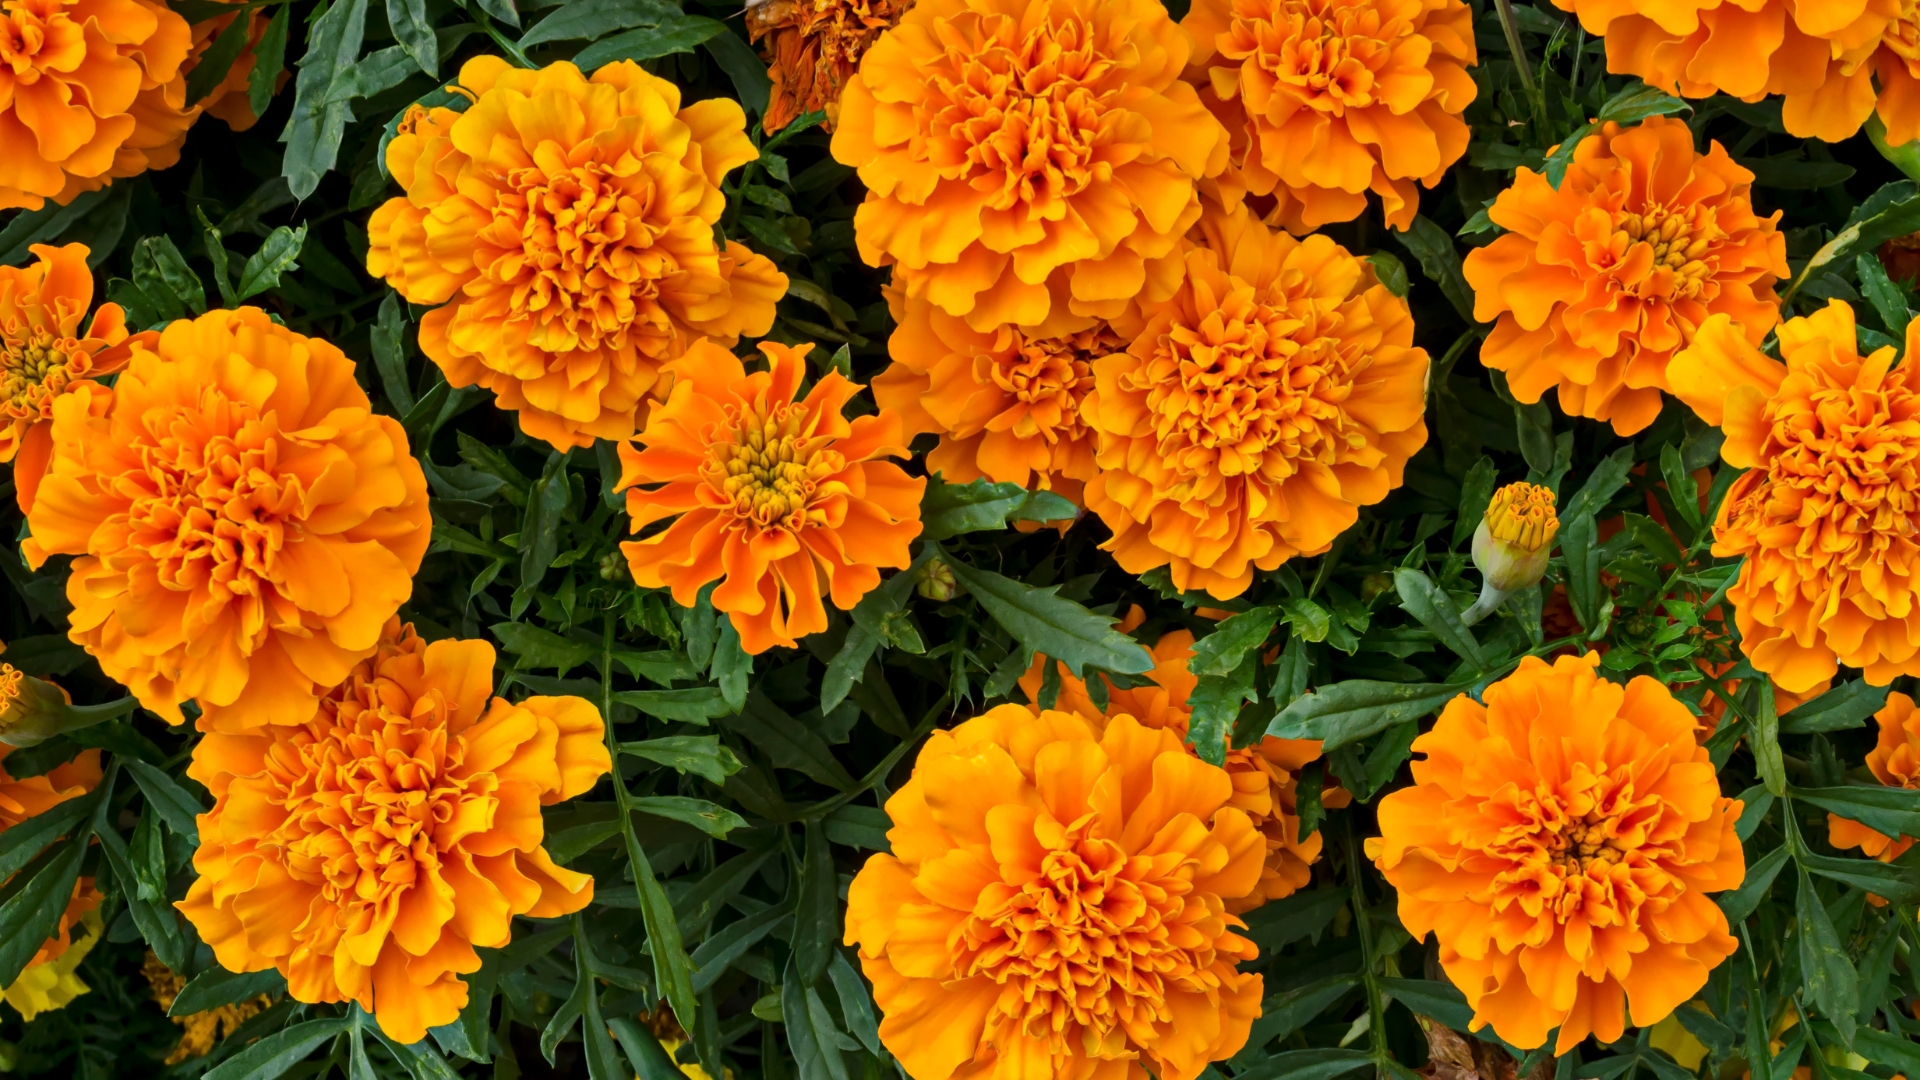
[0,746,103,1018]
[746,0,910,134]
[1668,300,1920,694]
[1181,0,1478,233]
[1369,653,1746,1054]
[366,57,789,452]
[177,621,611,1044]
[21,307,432,730]
[0,243,152,514]
[872,288,1113,504]
[619,340,924,655]
[178,0,283,133]
[1019,627,1348,913]
[1463,117,1786,436]
[829,0,1228,334]
[0,0,195,210]
[844,703,1265,1080]
[1083,203,1429,600]
[1827,691,1920,862]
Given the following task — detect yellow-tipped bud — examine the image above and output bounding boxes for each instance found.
[1473,483,1560,593]
[0,666,98,748]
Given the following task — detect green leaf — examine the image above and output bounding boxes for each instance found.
[1796,863,1859,1045]
[1393,569,1487,669]
[823,804,891,851]
[691,898,792,994]
[170,966,288,1018]
[281,0,370,200]
[719,693,856,789]
[1239,975,1359,1054]
[794,820,838,986]
[1797,847,1920,902]
[132,235,206,320]
[373,1026,467,1080]
[124,758,205,843]
[620,736,742,784]
[385,0,436,75]
[0,795,89,884]
[1187,652,1259,767]
[1716,844,1787,924]
[1787,180,1920,303]
[1267,680,1462,751]
[628,796,746,839]
[95,813,186,970]
[1792,784,1920,840]
[520,0,677,44]
[828,952,882,1057]
[1544,84,1688,187]
[247,2,290,120]
[1367,251,1409,296]
[185,11,252,106]
[1231,1048,1373,1080]
[576,940,629,1080]
[491,622,597,676]
[627,836,698,1038]
[1855,1026,1920,1074]
[919,476,1075,541]
[0,831,91,986]
[704,29,771,114]
[0,187,114,266]
[205,1020,350,1080]
[1188,607,1280,677]
[1392,215,1475,322]
[783,960,853,1080]
[1858,251,1913,337]
[1378,977,1474,1031]
[1453,456,1498,547]
[130,804,167,902]
[1779,680,1888,734]
[1754,679,1786,798]
[938,551,1151,678]
[234,223,305,301]
[712,619,752,712]
[572,15,727,69]
[613,687,735,724]
[608,1013,684,1080]
[371,293,415,413]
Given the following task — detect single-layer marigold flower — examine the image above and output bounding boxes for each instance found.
[1083,202,1429,600]
[367,57,789,452]
[1182,0,1478,233]
[830,0,1228,334]
[1464,117,1786,436]
[177,621,611,1044]
[619,339,924,655]
[1019,625,1348,912]
[1827,691,1920,862]
[872,288,1114,504]
[1369,653,1746,1054]
[0,0,195,210]
[0,243,151,513]
[0,746,102,1020]
[844,704,1265,1080]
[746,0,910,133]
[22,307,432,730]
[1668,301,1920,693]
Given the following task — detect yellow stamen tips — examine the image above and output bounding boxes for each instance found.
[0,665,21,713]
[1483,482,1561,554]
[1467,482,1561,616]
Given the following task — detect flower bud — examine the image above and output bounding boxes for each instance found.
[0,665,80,748]
[917,558,959,602]
[1473,483,1560,593]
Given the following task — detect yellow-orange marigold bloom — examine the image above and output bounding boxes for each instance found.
[21,307,432,730]
[0,746,103,1018]
[1827,691,1920,862]
[1182,0,1478,233]
[844,703,1265,1080]
[829,0,1228,334]
[0,242,152,513]
[1019,627,1348,913]
[619,340,924,655]
[177,621,611,1044]
[1083,204,1429,600]
[746,0,910,133]
[1668,300,1920,694]
[366,57,789,452]
[1464,117,1786,436]
[1369,653,1746,1054]
[873,288,1113,505]
[0,0,195,210]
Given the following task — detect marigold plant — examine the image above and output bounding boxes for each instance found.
[619,340,923,654]
[1083,203,1429,599]
[829,0,1227,333]
[21,307,432,730]
[1369,653,1746,1053]
[843,703,1264,1080]
[1181,0,1479,232]
[1668,300,1920,692]
[366,57,789,452]
[0,746,102,1021]
[177,621,610,1043]
[1463,117,1786,435]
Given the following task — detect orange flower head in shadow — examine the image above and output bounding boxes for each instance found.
[829,0,1228,335]
[747,0,911,133]
[1828,690,1920,862]
[1019,625,1349,913]
[177,621,611,1044]
[1370,653,1744,1054]
[1464,117,1786,436]
[1182,0,1478,233]
[843,703,1266,1080]
[873,287,1115,505]
[178,0,284,133]
[1669,300,1920,694]
[619,340,924,654]
[0,745,103,1017]
[1084,203,1429,600]
[367,57,790,452]
[0,243,153,513]
[0,0,194,209]
[21,307,432,730]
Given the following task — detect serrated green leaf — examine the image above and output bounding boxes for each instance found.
[491,622,596,676]
[937,551,1150,678]
[202,1017,350,1080]
[235,224,305,301]
[1797,863,1859,1045]
[1188,607,1279,678]
[1268,680,1461,751]
[620,736,742,783]
[613,687,734,724]
[627,796,746,839]
[572,15,727,69]
[1393,568,1486,669]
[169,966,287,1018]
[1779,680,1888,734]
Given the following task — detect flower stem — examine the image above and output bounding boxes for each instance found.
[1342,815,1395,1076]
[1493,0,1547,136]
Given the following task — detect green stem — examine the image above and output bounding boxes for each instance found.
[469,7,533,68]
[1492,0,1548,137]
[1342,816,1394,1076]
[770,691,951,825]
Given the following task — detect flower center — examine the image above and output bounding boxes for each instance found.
[1224,0,1414,115]
[1484,482,1558,552]
[0,664,21,715]
[1607,205,1719,300]
[1475,766,1678,926]
[0,0,64,81]
[707,403,842,530]
[1,331,75,416]
[974,325,1115,442]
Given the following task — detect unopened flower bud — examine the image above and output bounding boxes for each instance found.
[0,665,81,748]
[917,559,958,602]
[1473,483,1559,592]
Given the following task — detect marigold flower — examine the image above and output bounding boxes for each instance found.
[0,242,151,513]
[1083,203,1429,600]
[1369,653,1746,1054]
[872,289,1115,505]
[0,746,103,1020]
[177,621,611,1044]
[21,307,432,730]
[1182,0,1478,233]
[366,57,789,452]
[143,951,274,1064]
[829,0,1228,334]
[1475,482,1559,593]
[844,703,1265,1080]
[1019,627,1348,912]
[1668,300,1920,694]
[618,340,924,655]
[0,0,195,210]
[1827,691,1920,862]
[1463,117,1786,436]
[746,0,910,133]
